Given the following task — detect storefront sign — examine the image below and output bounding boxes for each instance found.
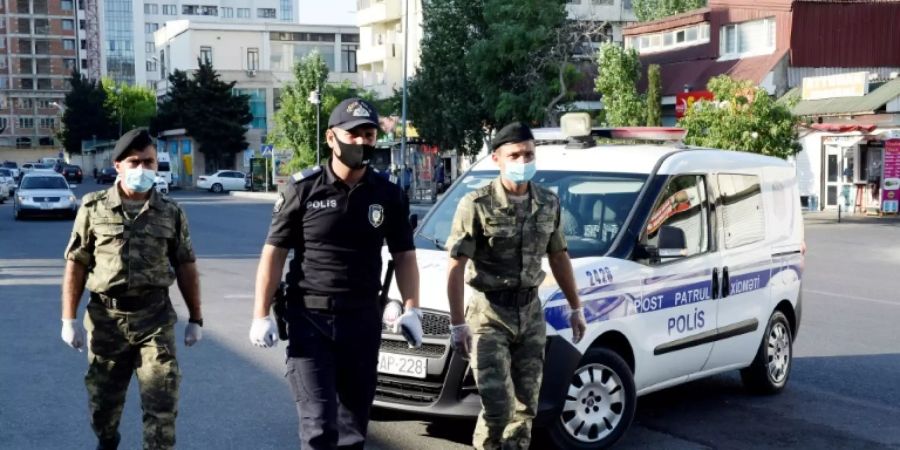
[675,90,714,119]
[801,72,869,101]
[882,140,900,213]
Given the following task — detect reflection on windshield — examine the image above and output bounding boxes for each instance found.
[418,171,647,258]
[22,177,69,190]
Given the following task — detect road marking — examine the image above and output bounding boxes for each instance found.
[804,289,898,307]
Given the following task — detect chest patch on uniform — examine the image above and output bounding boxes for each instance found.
[273,193,285,213]
[369,204,384,228]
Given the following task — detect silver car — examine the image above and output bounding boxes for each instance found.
[0,168,15,197]
[14,172,78,220]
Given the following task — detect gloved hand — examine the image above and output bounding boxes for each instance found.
[184,323,202,347]
[61,318,84,352]
[249,316,278,348]
[393,307,423,349]
[450,324,473,361]
[382,300,403,328]
[568,307,587,344]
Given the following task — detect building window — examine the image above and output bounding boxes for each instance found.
[146,42,155,53]
[145,23,159,34]
[200,5,217,15]
[63,39,76,50]
[160,50,166,77]
[36,59,51,74]
[234,88,267,129]
[19,117,34,129]
[17,98,34,108]
[80,19,86,30]
[163,4,176,14]
[18,19,31,34]
[237,8,250,18]
[257,8,276,18]
[341,34,360,44]
[81,59,87,69]
[342,44,357,73]
[718,174,765,248]
[19,58,33,73]
[17,137,33,148]
[147,60,157,71]
[0,118,7,131]
[37,78,51,90]
[39,117,56,129]
[280,0,292,21]
[39,137,54,146]
[222,7,233,18]
[147,80,157,90]
[61,0,74,10]
[16,0,29,13]
[183,4,198,14]
[247,47,259,70]
[64,58,76,70]
[144,3,158,14]
[34,40,51,54]
[627,23,711,54]
[200,46,212,65]
[62,19,75,31]
[34,19,50,34]
[33,0,48,13]
[592,0,613,4]
[719,17,775,60]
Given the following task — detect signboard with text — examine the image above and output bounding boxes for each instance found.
[675,91,714,119]
[801,72,869,101]
[881,140,900,213]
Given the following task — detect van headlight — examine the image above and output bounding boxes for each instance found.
[68,195,77,203]
[17,195,27,202]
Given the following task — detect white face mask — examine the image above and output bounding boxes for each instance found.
[122,167,156,192]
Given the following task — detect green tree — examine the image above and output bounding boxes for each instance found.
[468,0,567,125]
[633,0,706,22]
[102,79,157,135]
[679,75,801,159]
[408,0,488,155]
[645,64,662,126]
[595,43,644,126]
[151,70,192,134]
[61,71,115,154]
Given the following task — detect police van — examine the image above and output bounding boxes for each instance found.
[377,113,804,449]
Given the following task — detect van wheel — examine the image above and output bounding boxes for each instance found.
[741,310,792,394]
[211,183,223,193]
[548,348,636,449]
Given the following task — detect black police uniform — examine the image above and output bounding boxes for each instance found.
[266,160,414,449]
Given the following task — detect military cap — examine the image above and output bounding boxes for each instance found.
[328,97,379,131]
[491,122,534,151]
[113,128,154,161]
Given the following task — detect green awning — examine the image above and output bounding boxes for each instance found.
[785,77,900,117]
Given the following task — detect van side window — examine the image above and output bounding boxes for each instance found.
[718,174,765,248]
[645,175,709,262]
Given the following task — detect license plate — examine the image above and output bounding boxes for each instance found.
[40,203,52,209]
[377,352,427,379]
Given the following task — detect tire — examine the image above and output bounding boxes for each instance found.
[14,208,22,220]
[741,310,793,395]
[211,183,224,193]
[547,348,637,450]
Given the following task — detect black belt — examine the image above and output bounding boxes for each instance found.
[297,293,378,312]
[484,287,538,307]
[91,289,168,312]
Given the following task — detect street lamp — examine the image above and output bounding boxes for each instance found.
[308,84,321,166]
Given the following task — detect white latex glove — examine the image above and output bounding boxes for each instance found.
[568,308,587,344]
[393,307,423,348]
[184,323,202,347]
[249,316,278,348]
[382,300,403,328]
[61,318,84,352]
[450,324,473,361]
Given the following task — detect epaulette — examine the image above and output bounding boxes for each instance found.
[292,166,321,183]
[81,190,104,206]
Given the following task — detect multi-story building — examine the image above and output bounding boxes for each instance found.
[96,0,296,90]
[355,0,422,99]
[153,20,358,178]
[0,0,79,151]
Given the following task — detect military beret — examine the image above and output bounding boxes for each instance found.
[113,128,154,162]
[328,97,379,131]
[491,122,534,151]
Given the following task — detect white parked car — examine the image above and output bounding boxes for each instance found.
[14,172,78,220]
[0,168,16,195]
[197,170,247,193]
[374,113,804,449]
[0,178,9,204]
[154,176,169,195]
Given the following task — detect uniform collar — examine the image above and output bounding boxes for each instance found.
[108,183,163,210]
[324,159,376,187]
[490,177,543,209]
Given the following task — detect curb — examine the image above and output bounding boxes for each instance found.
[229,191,278,202]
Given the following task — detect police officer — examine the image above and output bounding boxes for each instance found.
[60,128,203,450]
[249,98,423,449]
[446,122,588,450]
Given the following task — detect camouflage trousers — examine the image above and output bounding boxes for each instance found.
[83,296,181,450]
[467,291,546,450]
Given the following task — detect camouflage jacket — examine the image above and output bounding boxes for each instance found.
[447,177,567,292]
[65,186,196,297]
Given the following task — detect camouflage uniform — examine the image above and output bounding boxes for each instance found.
[447,177,567,450]
[65,186,195,449]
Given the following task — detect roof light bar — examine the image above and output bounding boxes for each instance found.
[559,112,686,142]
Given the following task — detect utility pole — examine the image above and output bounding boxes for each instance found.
[308,83,322,166]
[401,0,410,198]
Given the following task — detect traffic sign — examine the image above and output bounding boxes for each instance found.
[261,144,274,155]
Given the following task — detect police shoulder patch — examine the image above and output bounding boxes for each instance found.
[292,166,321,183]
[273,192,286,213]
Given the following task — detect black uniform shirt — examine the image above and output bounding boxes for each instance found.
[266,161,415,297]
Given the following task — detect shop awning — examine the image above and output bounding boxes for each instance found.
[786,77,900,117]
[806,124,877,133]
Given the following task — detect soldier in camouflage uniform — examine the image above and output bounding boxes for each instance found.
[60,129,203,450]
[446,122,588,450]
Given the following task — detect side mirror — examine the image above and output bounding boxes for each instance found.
[409,213,418,230]
[657,225,687,259]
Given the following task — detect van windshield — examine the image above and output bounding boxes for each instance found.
[158,162,171,172]
[417,170,648,258]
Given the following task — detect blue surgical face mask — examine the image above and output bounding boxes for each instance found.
[122,167,156,192]
[503,161,536,184]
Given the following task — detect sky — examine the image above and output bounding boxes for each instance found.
[298,0,357,26]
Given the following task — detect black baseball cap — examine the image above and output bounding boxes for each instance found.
[328,98,379,131]
[491,122,534,151]
[113,128,154,161]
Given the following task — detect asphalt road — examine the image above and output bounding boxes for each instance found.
[1,180,898,449]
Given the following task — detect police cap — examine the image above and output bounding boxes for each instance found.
[491,122,534,151]
[113,128,154,162]
[328,97,379,131]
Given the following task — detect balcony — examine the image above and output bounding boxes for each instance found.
[357,0,401,27]
[360,70,386,88]
[357,43,399,66]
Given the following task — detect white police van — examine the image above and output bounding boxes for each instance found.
[377,113,804,449]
